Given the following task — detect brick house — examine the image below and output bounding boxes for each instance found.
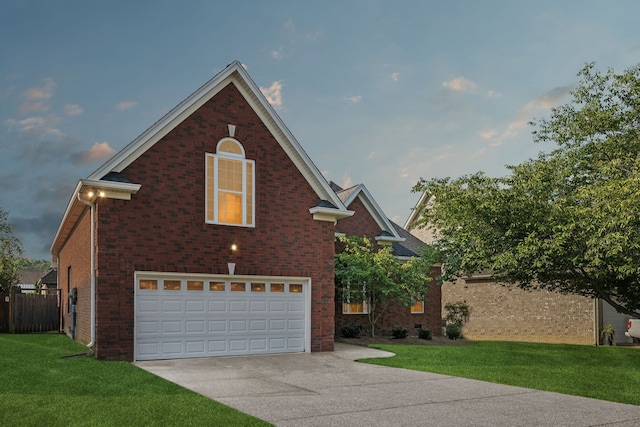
[50,61,355,361]
[406,192,631,345]
[331,183,442,338]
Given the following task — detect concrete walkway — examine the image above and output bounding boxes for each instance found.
[137,343,640,426]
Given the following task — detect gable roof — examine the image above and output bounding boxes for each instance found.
[331,181,404,244]
[88,61,346,210]
[52,61,352,259]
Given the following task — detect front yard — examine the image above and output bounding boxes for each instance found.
[0,334,270,426]
[361,340,640,406]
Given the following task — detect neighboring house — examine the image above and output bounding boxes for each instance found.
[50,61,354,361]
[15,270,44,293]
[406,193,631,345]
[39,269,58,295]
[331,182,442,337]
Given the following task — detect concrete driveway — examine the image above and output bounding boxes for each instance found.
[137,343,640,426]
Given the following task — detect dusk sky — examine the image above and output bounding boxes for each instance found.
[1,0,639,261]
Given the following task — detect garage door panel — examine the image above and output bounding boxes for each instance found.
[186,320,205,333]
[135,275,308,360]
[229,319,247,332]
[186,300,205,312]
[209,300,226,312]
[229,300,247,312]
[161,320,183,333]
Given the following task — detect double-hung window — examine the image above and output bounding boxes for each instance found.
[342,283,369,314]
[206,138,255,226]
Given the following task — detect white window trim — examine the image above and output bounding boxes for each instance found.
[205,147,255,227]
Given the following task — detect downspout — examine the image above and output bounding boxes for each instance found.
[77,192,96,349]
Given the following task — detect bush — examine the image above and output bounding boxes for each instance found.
[418,328,432,340]
[445,324,461,340]
[391,326,408,339]
[341,325,362,338]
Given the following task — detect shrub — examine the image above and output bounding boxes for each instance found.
[392,326,408,339]
[445,324,461,340]
[418,328,432,340]
[341,325,362,338]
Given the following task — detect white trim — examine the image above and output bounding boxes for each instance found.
[309,206,354,223]
[205,151,256,227]
[341,184,404,241]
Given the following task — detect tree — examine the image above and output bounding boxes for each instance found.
[335,235,436,337]
[16,258,51,271]
[0,207,23,294]
[412,63,640,316]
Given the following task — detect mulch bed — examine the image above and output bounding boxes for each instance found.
[335,334,472,347]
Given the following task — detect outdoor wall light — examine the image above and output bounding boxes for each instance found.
[230,243,238,252]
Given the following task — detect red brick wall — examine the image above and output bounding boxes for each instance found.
[335,195,443,337]
[91,82,336,360]
[58,210,92,344]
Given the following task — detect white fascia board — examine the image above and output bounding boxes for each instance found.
[344,184,402,239]
[309,206,354,223]
[405,192,432,229]
[79,179,142,200]
[50,180,85,256]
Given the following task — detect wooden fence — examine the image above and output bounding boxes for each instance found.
[0,291,61,334]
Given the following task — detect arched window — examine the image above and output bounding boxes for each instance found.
[206,138,255,226]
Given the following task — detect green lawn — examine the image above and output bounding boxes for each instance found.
[0,334,270,427]
[363,341,640,405]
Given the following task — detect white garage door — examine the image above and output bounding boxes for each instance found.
[134,273,309,360]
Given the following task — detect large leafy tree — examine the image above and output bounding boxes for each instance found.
[413,63,640,316]
[0,207,23,294]
[335,235,436,337]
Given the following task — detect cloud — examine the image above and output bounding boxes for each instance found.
[71,141,115,165]
[18,77,56,114]
[284,18,295,31]
[391,72,400,81]
[260,81,283,108]
[270,46,285,59]
[115,101,138,111]
[442,76,477,92]
[487,90,502,98]
[64,104,83,116]
[5,115,62,138]
[492,85,573,146]
[345,95,362,104]
[341,173,353,189]
[367,151,377,160]
[479,129,497,140]
[23,77,55,101]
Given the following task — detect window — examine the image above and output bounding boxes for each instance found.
[289,284,303,293]
[209,282,225,291]
[139,279,158,290]
[270,283,285,292]
[230,282,246,292]
[342,284,369,314]
[206,138,255,226]
[187,281,203,291]
[163,280,181,291]
[251,283,266,292]
[410,299,424,314]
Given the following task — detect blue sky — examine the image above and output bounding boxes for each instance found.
[1,0,639,261]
